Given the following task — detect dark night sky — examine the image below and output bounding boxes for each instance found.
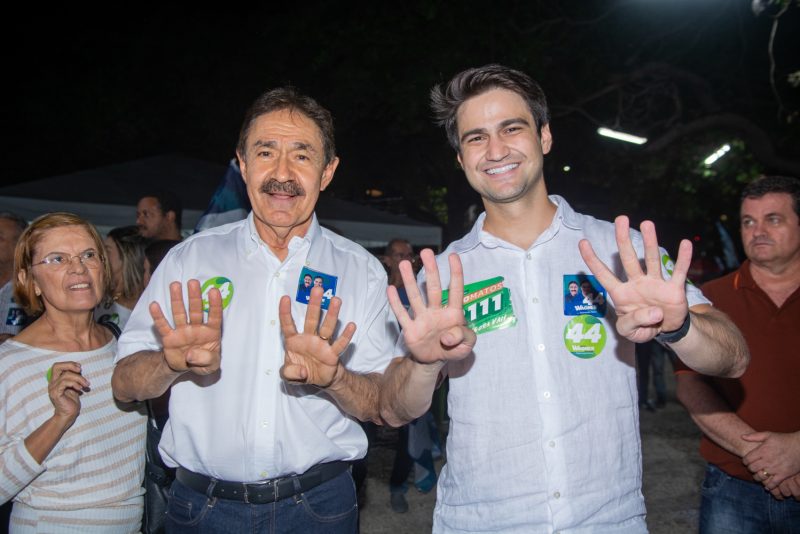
[3,1,798,246]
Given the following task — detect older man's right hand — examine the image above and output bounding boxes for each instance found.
[149,279,222,375]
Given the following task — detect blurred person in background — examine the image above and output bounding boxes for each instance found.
[136,191,183,241]
[94,226,146,331]
[0,212,146,532]
[0,212,29,343]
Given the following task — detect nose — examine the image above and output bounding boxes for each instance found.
[485,135,510,161]
[67,255,89,273]
[275,152,291,181]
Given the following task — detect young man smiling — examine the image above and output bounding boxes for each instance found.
[380,64,750,533]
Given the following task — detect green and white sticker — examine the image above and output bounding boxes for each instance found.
[201,276,234,311]
[442,276,517,335]
[563,315,607,359]
[661,253,675,276]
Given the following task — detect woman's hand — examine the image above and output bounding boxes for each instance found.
[47,361,89,424]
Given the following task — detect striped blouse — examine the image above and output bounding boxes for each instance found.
[0,339,147,533]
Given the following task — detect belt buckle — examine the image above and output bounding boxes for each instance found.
[243,478,276,504]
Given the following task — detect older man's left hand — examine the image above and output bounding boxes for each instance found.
[279,286,356,388]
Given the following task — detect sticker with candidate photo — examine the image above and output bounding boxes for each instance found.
[296,267,338,310]
[563,274,607,317]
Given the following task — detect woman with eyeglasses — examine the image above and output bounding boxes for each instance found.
[0,212,146,533]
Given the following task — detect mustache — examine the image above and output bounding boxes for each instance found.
[749,237,774,246]
[260,179,306,196]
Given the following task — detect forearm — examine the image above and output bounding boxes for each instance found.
[380,356,444,427]
[324,365,383,424]
[676,373,756,457]
[111,350,184,402]
[667,305,749,378]
[23,413,75,464]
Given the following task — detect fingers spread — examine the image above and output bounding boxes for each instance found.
[149,301,174,338]
[669,239,693,287]
[615,215,644,279]
[206,287,223,329]
[319,296,342,339]
[279,295,298,338]
[330,322,357,355]
[169,281,187,325]
[446,253,465,314]
[303,286,324,334]
[579,239,620,294]
[639,221,662,278]
[420,249,443,309]
[388,285,411,329]
[187,279,204,324]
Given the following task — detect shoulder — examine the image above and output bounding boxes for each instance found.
[318,228,386,276]
[701,269,739,299]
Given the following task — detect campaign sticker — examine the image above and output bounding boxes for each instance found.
[661,253,675,276]
[442,276,517,335]
[563,275,607,317]
[201,276,234,312]
[563,315,607,359]
[295,267,338,310]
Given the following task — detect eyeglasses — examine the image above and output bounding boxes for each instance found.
[32,249,102,269]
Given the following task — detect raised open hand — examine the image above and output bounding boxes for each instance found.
[579,216,692,343]
[279,286,356,387]
[388,249,476,364]
[149,279,222,375]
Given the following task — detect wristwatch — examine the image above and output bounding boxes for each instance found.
[655,313,691,344]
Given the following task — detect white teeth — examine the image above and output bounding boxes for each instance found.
[486,163,518,175]
[70,283,89,289]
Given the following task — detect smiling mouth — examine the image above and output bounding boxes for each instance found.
[69,283,90,290]
[485,163,519,175]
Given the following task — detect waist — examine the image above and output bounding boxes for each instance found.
[175,461,350,504]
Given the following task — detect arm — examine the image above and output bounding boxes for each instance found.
[675,371,757,457]
[579,216,749,378]
[112,279,222,402]
[380,249,476,427]
[279,286,383,422]
[2,362,89,503]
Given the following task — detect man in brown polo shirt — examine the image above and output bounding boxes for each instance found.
[676,175,800,531]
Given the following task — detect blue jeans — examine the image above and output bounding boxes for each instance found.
[165,469,358,534]
[700,463,800,533]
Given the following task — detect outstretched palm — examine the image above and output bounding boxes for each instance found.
[149,279,223,375]
[279,286,356,387]
[389,249,476,363]
[579,216,691,343]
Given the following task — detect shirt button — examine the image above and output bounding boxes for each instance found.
[265,369,271,376]
[260,471,268,478]
[553,491,561,499]
[537,343,545,351]
[274,272,280,278]
[270,319,276,326]
[549,441,555,448]
[532,297,539,303]
[526,252,532,260]
[261,421,268,428]
[543,391,551,399]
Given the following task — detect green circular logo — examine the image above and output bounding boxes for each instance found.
[661,253,675,276]
[563,315,607,359]
[201,276,234,311]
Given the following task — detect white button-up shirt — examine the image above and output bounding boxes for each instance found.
[117,213,396,482]
[422,196,708,533]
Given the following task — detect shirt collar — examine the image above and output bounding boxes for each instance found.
[242,212,320,257]
[454,195,582,253]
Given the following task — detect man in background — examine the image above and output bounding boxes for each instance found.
[0,212,28,343]
[677,175,800,531]
[136,190,183,241]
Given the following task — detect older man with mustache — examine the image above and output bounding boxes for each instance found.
[112,88,395,533]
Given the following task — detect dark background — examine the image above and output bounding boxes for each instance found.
[3,1,799,268]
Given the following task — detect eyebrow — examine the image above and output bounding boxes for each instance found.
[459,117,532,144]
[252,140,318,153]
